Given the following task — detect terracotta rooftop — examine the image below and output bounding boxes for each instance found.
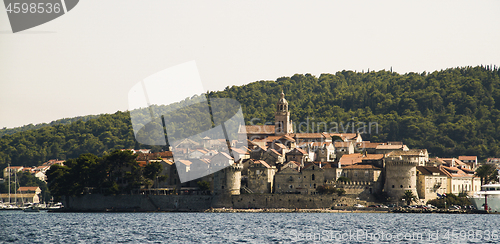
[18,186,40,192]
[269,148,282,156]
[387,149,427,156]
[342,164,381,170]
[440,166,472,178]
[376,144,404,150]
[361,154,384,161]
[339,153,363,166]
[416,166,446,176]
[458,156,477,161]
[356,142,382,148]
[288,148,307,155]
[254,160,271,168]
[232,148,250,155]
[178,160,193,166]
[291,133,327,139]
[334,142,352,148]
[244,125,276,134]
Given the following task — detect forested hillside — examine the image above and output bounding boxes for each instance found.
[1,65,500,169]
[0,115,100,137]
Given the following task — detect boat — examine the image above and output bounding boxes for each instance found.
[23,205,40,212]
[470,183,500,212]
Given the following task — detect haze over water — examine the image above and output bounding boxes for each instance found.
[1,212,499,243]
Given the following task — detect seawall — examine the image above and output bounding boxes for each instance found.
[63,194,363,212]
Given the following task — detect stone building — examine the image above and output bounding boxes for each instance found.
[285,148,309,166]
[416,166,448,202]
[247,160,276,193]
[339,164,383,194]
[274,162,325,195]
[274,166,301,194]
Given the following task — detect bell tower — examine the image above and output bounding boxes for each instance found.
[275,91,293,135]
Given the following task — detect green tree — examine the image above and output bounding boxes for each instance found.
[402,190,416,205]
[197,180,211,191]
[475,164,499,185]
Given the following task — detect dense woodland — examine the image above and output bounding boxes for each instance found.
[46,150,164,200]
[1,65,500,171]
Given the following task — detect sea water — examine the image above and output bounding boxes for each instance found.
[1,211,499,243]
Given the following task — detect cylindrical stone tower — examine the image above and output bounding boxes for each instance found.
[384,155,418,200]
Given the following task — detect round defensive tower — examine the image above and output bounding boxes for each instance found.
[384,155,419,200]
[213,163,243,196]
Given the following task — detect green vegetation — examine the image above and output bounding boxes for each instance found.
[316,185,345,196]
[0,115,100,138]
[1,65,500,171]
[475,164,499,185]
[336,176,351,183]
[427,194,471,208]
[402,190,416,205]
[46,150,162,201]
[197,180,211,191]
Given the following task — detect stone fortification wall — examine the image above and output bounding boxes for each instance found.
[63,194,368,211]
[64,194,212,211]
[231,194,341,209]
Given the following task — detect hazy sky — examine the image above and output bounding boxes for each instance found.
[1,0,499,129]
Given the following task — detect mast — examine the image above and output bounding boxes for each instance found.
[8,163,10,204]
[14,170,17,206]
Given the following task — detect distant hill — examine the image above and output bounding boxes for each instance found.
[0,115,100,137]
[1,65,500,169]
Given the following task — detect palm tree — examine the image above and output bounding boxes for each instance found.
[475,164,498,185]
[402,190,416,205]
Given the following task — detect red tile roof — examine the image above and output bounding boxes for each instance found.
[292,133,327,139]
[254,160,271,168]
[361,154,384,161]
[17,186,40,192]
[458,156,477,161]
[245,125,276,134]
[339,153,363,166]
[334,142,352,148]
[342,164,381,170]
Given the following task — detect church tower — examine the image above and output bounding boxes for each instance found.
[275,91,293,135]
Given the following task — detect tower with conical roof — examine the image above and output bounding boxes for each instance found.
[275,91,293,135]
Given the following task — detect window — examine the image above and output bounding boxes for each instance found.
[314,184,316,188]
[312,174,315,181]
[400,185,403,188]
[256,170,260,175]
[289,185,293,189]
[392,185,395,188]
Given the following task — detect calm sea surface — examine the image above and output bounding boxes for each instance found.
[1,211,499,243]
